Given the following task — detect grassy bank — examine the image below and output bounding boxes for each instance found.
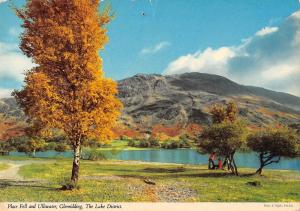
[0,157,299,202]
[97,140,146,151]
[0,163,10,171]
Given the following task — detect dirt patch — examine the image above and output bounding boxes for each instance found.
[82,175,124,181]
[0,160,49,181]
[0,163,24,180]
[128,179,197,202]
[156,183,197,202]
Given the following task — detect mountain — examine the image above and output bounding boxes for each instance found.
[1,72,300,139]
[0,98,25,141]
[117,72,300,131]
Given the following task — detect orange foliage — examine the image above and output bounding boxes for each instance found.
[152,124,182,138]
[152,133,173,141]
[14,0,122,142]
[13,0,122,182]
[112,124,142,139]
[210,101,238,123]
[0,120,25,141]
[256,108,275,117]
[185,123,203,138]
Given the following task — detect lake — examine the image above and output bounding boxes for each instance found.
[9,149,300,170]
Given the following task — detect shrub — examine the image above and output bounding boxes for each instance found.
[135,138,160,148]
[55,143,69,152]
[149,138,160,147]
[178,138,192,148]
[12,137,46,157]
[128,139,136,147]
[138,139,151,148]
[82,138,105,148]
[161,140,180,149]
[81,148,107,161]
[120,135,131,140]
[169,140,180,149]
[45,142,58,150]
[0,141,15,152]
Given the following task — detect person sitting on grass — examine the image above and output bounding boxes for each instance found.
[208,152,217,169]
[218,158,223,170]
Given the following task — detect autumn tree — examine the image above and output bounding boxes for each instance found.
[20,138,46,157]
[8,136,46,157]
[197,101,247,175]
[199,121,247,175]
[247,126,300,175]
[0,140,15,154]
[210,101,238,124]
[13,0,122,184]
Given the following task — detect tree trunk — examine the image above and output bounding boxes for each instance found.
[256,153,264,175]
[228,155,235,174]
[32,149,36,158]
[223,157,231,171]
[231,156,238,175]
[71,143,81,183]
[228,154,238,175]
[255,167,263,175]
[222,157,228,169]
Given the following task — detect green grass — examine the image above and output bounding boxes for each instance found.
[0,157,299,202]
[0,163,10,171]
[98,140,153,151]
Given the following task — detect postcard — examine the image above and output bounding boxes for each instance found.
[0,0,299,210]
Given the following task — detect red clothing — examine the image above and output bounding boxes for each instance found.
[209,153,216,160]
[218,160,223,169]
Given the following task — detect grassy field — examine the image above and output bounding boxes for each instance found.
[0,163,10,171]
[0,157,299,202]
[98,140,153,151]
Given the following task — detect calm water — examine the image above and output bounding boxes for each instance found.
[10,149,300,170]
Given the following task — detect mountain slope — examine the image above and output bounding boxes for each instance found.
[117,72,300,129]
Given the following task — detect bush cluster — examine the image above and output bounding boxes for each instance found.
[128,138,192,149]
[0,135,70,157]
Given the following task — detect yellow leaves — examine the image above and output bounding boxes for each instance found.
[210,101,238,124]
[15,0,122,144]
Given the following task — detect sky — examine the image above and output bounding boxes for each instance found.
[0,0,300,98]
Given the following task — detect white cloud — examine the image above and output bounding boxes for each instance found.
[164,47,234,76]
[164,10,300,96]
[0,0,8,3]
[0,42,35,95]
[261,64,298,81]
[0,88,13,98]
[255,27,278,36]
[0,51,33,81]
[140,41,170,55]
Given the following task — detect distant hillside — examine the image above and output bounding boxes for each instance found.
[117,72,300,131]
[1,72,300,139]
[0,98,25,141]
[0,98,24,119]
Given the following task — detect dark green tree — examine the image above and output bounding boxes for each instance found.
[247,126,300,175]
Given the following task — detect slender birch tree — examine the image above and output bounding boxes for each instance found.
[13,0,122,184]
